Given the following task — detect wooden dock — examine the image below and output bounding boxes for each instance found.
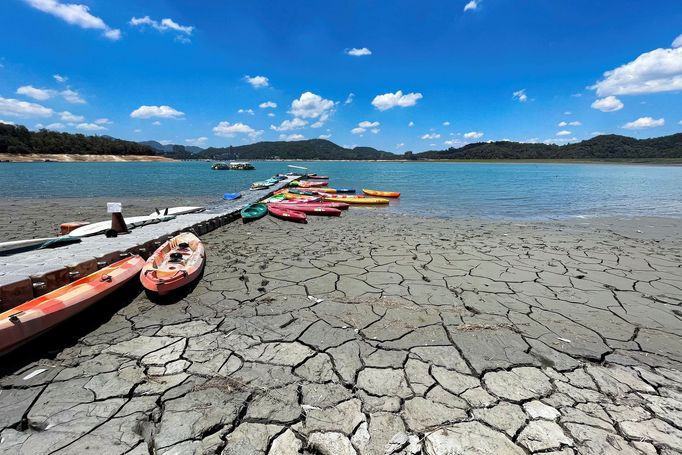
[0,176,298,311]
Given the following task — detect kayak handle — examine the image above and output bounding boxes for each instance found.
[100,274,112,282]
[9,311,25,323]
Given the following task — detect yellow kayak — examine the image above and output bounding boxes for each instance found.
[325,196,389,204]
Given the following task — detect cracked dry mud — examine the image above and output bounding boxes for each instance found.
[1,212,682,454]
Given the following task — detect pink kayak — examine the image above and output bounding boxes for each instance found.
[268,205,308,223]
[273,200,350,210]
[269,204,341,216]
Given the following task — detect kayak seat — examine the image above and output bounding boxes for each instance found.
[178,242,190,249]
[169,252,184,263]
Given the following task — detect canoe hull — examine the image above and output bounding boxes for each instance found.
[240,203,268,221]
[362,189,401,198]
[0,256,144,355]
[268,206,307,223]
[269,204,341,216]
[140,233,205,296]
[324,196,390,204]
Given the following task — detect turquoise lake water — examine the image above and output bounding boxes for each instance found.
[2,161,682,220]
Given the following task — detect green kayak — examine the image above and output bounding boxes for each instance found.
[240,203,267,221]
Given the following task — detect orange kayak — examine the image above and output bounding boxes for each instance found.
[0,255,144,354]
[140,232,205,295]
[362,189,401,198]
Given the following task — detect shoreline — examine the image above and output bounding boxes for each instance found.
[2,154,682,165]
[0,153,175,163]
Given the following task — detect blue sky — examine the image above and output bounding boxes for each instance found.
[1,0,681,153]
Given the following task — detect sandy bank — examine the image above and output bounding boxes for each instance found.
[0,153,175,163]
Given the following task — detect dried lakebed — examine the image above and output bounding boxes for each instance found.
[1,212,682,454]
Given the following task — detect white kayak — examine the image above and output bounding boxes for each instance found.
[148,206,205,217]
[69,214,175,238]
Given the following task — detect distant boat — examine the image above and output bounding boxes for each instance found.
[229,161,255,170]
[211,163,230,170]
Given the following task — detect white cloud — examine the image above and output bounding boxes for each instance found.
[267,112,275,117]
[444,139,464,147]
[44,122,65,129]
[558,121,582,127]
[130,105,184,119]
[351,127,365,135]
[371,90,423,111]
[185,137,208,146]
[396,143,405,148]
[442,121,450,126]
[76,122,106,131]
[152,121,161,126]
[464,131,483,139]
[564,111,572,115]
[60,111,83,122]
[280,133,304,141]
[0,96,53,118]
[352,121,380,135]
[463,0,478,12]
[129,16,192,34]
[159,140,173,145]
[94,118,111,125]
[60,88,85,104]
[290,92,335,122]
[674,34,682,49]
[512,89,528,102]
[421,133,441,140]
[270,117,307,131]
[591,46,682,96]
[238,108,255,115]
[591,96,624,112]
[556,130,572,136]
[358,121,379,128]
[679,120,682,125]
[319,134,332,139]
[53,74,67,83]
[17,85,85,103]
[17,85,54,100]
[408,121,414,127]
[213,121,262,138]
[25,0,121,40]
[622,117,665,130]
[259,101,277,109]
[345,93,355,104]
[0,119,16,125]
[244,75,269,88]
[346,47,372,56]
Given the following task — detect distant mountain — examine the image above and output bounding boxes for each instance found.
[414,134,682,160]
[140,140,203,154]
[197,139,396,160]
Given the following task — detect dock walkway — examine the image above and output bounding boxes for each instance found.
[0,176,298,310]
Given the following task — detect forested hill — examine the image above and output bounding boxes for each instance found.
[415,134,682,160]
[197,139,396,160]
[0,123,156,156]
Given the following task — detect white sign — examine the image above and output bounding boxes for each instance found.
[107,202,122,214]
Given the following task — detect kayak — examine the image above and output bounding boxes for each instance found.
[336,188,356,193]
[269,203,341,217]
[0,236,80,255]
[325,196,390,204]
[0,255,144,354]
[297,181,328,188]
[140,232,205,296]
[250,181,274,190]
[69,214,175,238]
[268,205,307,223]
[272,200,350,210]
[223,193,242,200]
[148,207,205,217]
[263,194,286,203]
[241,203,267,221]
[284,193,322,202]
[305,175,329,180]
[362,189,401,198]
[322,194,366,199]
[289,189,318,195]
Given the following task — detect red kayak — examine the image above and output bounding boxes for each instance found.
[298,181,328,188]
[270,204,341,217]
[274,200,350,210]
[268,205,307,223]
[0,256,144,354]
[140,232,205,295]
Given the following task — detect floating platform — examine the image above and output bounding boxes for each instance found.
[0,176,298,311]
